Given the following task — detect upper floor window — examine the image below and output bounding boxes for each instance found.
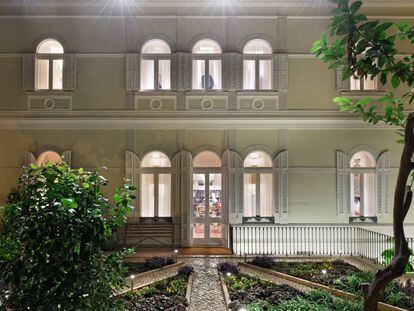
[350,74,378,91]
[243,151,273,218]
[350,151,376,217]
[243,39,272,90]
[35,39,64,90]
[37,151,62,166]
[192,39,222,91]
[141,151,171,217]
[140,39,171,91]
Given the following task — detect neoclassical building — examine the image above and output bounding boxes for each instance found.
[0,0,413,249]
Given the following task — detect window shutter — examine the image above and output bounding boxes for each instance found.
[126,53,140,91]
[222,53,230,90]
[336,67,351,91]
[274,150,288,216]
[63,54,77,91]
[170,53,178,90]
[172,151,192,246]
[376,151,390,215]
[336,151,350,215]
[273,54,288,91]
[23,54,35,91]
[62,150,72,167]
[125,151,140,216]
[184,53,192,91]
[222,150,243,216]
[235,53,243,90]
[24,151,36,166]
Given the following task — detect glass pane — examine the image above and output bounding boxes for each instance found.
[142,151,171,168]
[158,174,171,217]
[142,39,170,54]
[193,174,206,218]
[141,174,155,217]
[243,39,272,54]
[209,60,222,90]
[193,151,221,168]
[37,151,62,166]
[37,39,64,54]
[350,151,375,168]
[52,59,63,90]
[209,173,222,218]
[259,59,272,90]
[350,76,361,90]
[192,39,221,54]
[363,75,377,91]
[158,60,170,90]
[260,174,273,217]
[243,60,255,90]
[36,59,49,90]
[210,223,222,239]
[351,173,361,217]
[193,223,205,239]
[243,174,256,217]
[363,173,376,217]
[244,151,272,168]
[140,59,154,90]
[192,60,205,90]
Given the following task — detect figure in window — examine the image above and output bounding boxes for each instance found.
[201,74,214,90]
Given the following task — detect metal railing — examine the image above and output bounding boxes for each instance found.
[230,224,414,264]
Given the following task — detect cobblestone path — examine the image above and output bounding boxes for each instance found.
[187,258,227,311]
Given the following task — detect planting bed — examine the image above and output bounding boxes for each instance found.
[249,257,414,310]
[218,261,362,310]
[122,274,188,310]
[124,256,175,276]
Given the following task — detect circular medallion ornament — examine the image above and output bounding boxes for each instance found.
[43,98,56,110]
[150,99,163,110]
[201,99,214,110]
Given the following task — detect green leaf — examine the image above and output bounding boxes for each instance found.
[391,75,400,88]
[356,98,371,107]
[333,97,352,105]
[350,1,363,14]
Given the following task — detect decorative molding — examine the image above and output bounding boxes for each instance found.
[134,94,177,111]
[27,93,73,111]
[236,93,279,111]
[185,94,229,110]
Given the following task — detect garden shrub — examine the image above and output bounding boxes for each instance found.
[250,256,275,268]
[143,256,175,270]
[178,265,194,277]
[217,261,239,275]
[0,162,135,310]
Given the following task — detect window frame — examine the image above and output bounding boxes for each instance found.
[242,151,274,219]
[140,152,172,218]
[350,74,379,91]
[140,40,171,91]
[35,39,64,91]
[191,40,222,91]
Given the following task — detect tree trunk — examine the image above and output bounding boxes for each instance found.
[363,112,414,311]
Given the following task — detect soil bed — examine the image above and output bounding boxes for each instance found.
[122,274,188,311]
[249,258,414,310]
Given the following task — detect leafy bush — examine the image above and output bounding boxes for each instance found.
[143,256,175,270]
[0,162,135,310]
[178,265,194,277]
[217,261,239,275]
[250,256,275,268]
[381,238,413,273]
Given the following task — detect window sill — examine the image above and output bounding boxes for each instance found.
[242,216,275,224]
[349,216,378,224]
[340,90,387,100]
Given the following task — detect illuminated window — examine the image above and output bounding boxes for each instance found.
[243,151,273,217]
[141,151,171,217]
[243,39,272,90]
[192,151,222,241]
[37,151,62,166]
[350,74,378,91]
[35,39,64,90]
[192,39,222,91]
[350,151,376,217]
[140,39,171,91]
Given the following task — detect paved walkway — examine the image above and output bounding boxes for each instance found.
[187,257,227,311]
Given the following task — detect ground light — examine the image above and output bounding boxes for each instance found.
[226,272,232,277]
[130,275,135,291]
[321,269,327,275]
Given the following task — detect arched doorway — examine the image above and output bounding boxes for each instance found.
[192,151,223,245]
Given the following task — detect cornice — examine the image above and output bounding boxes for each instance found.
[0,109,399,129]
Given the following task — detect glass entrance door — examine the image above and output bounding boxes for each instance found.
[192,173,222,245]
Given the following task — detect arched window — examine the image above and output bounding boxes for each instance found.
[37,151,62,166]
[350,151,376,217]
[243,151,273,218]
[36,39,64,90]
[140,39,171,91]
[243,39,272,90]
[192,39,222,91]
[192,151,222,243]
[141,151,171,217]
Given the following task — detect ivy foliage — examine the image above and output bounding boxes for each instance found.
[0,161,135,310]
[311,0,414,138]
